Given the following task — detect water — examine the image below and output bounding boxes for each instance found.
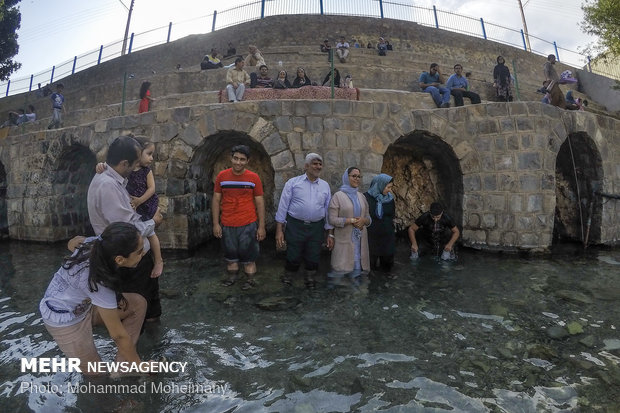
[1,240,619,412]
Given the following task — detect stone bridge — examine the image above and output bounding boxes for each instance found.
[1,99,618,251]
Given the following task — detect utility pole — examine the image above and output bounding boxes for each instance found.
[517,0,531,52]
[121,0,135,56]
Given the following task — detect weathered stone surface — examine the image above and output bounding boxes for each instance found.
[263,132,287,155]
[517,152,541,170]
[180,124,203,147]
[270,150,294,170]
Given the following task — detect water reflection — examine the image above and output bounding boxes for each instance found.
[0,240,619,412]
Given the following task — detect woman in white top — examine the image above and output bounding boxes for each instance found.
[40,222,149,375]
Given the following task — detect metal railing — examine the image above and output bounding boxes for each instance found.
[2,0,616,98]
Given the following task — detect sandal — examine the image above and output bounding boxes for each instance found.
[304,278,316,290]
[242,278,256,290]
[280,275,293,287]
[221,269,239,287]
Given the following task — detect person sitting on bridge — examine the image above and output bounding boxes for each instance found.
[200,48,223,70]
[244,45,266,67]
[446,64,481,107]
[408,202,459,260]
[250,65,274,88]
[419,63,451,108]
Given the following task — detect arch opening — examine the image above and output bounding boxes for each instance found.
[0,162,7,240]
[382,131,464,231]
[187,131,275,248]
[553,132,603,245]
[51,144,97,238]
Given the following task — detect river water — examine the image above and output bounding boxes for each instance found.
[1,240,619,412]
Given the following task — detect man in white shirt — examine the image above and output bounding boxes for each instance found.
[336,36,350,63]
[87,136,163,320]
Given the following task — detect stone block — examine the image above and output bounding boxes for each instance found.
[508,102,528,116]
[526,103,541,117]
[519,232,539,247]
[477,119,499,135]
[301,133,322,150]
[94,120,108,133]
[342,118,360,131]
[527,194,543,212]
[516,117,535,131]
[353,101,374,118]
[482,213,496,229]
[495,155,514,171]
[517,152,541,170]
[180,124,203,147]
[361,152,383,171]
[324,118,341,131]
[343,151,361,168]
[322,132,336,148]
[273,116,292,133]
[485,193,506,211]
[487,102,508,117]
[499,118,515,133]
[464,194,483,211]
[169,159,188,179]
[516,216,533,230]
[502,231,518,245]
[373,103,387,119]
[286,132,302,151]
[474,136,493,152]
[498,213,515,230]
[460,153,481,174]
[520,134,532,149]
[263,132,287,155]
[412,111,431,131]
[170,140,193,162]
[173,107,191,123]
[198,112,217,138]
[309,101,331,116]
[510,194,523,212]
[487,230,502,246]
[324,150,341,170]
[351,134,369,150]
[453,140,473,160]
[519,174,539,191]
[361,119,375,133]
[292,117,306,132]
[468,213,481,228]
[166,177,185,196]
[482,174,498,191]
[463,229,487,244]
[333,100,352,115]
[336,132,350,148]
[463,175,481,191]
[258,100,281,116]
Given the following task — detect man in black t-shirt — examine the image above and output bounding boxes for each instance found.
[408,202,459,258]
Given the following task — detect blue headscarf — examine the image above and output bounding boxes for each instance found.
[367,173,393,218]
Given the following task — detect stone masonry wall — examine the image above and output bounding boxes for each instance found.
[0,100,618,250]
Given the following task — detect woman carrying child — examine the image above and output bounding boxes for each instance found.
[40,222,152,375]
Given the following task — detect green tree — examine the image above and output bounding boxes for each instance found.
[0,0,22,81]
[581,0,620,57]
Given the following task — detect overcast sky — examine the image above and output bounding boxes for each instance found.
[6,0,597,91]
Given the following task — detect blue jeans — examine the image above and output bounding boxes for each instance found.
[424,86,450,106]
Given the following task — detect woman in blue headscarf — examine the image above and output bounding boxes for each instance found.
[364,173,395,277]
[327,167,371,285]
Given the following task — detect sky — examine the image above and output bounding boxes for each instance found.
[5,0,598,93]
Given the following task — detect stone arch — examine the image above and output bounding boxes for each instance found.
[187,131,276,247]
[51,144,97,238]
[381,131,464,230]
[553,132,603,245]
[0,161,7,240]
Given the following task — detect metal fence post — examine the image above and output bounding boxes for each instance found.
[320,0,323,15]
[261,0,265,18]
[5,80,9,97]
[379,0,384,18]
[480,18,486,40]
[121,72,127,116]
[433,6,438,28]
[128,33,134,54]
[212,11,217,32]
[50,66,55,83]
[511,59,520,101]
[520,30,527,51]
[554,42,559,62]
[29,75,33,91]
[72,56,77,74]
[98,45,103,64]
[587,56,591,72]
[167,22,172,43]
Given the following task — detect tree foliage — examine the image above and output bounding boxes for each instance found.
[581,0,620,58]
[0,0,22,81]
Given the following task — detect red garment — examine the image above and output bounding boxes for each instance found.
[214,168,263,227]
[138,90,150,113]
